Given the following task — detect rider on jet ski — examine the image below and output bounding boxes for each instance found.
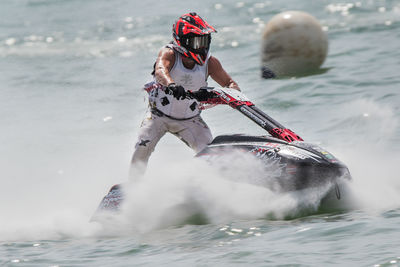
[130,12,241,178]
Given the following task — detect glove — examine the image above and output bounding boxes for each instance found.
[191,89,215,101]
[166,83,186,100]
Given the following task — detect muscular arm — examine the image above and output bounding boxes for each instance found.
[154,48,176,86]
[208,56,240,90]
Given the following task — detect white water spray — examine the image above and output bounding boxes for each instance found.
[1,97,398,241]
[329,99,400,212]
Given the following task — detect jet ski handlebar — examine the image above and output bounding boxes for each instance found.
[188,87,303,143]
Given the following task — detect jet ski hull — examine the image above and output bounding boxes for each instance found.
[196,134,351,192]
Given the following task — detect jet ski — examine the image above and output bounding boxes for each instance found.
[196,88,351,192]
[93,87,351,216]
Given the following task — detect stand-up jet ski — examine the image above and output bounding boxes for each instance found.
[93,87,351,216]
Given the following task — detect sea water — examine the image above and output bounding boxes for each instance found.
[1,0,399,266]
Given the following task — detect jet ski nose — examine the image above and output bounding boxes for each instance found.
[340,166,352,180]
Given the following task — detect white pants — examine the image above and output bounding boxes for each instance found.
[130,109,213,178]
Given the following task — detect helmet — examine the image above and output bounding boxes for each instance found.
[172,12,216,65]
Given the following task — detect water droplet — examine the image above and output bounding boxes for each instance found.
[252,17,261,24]
[103,116,113,122]
[296,227,311,233]
[215,3,223,10]
[341,10,349,16]
[5,38,17,46]
[118,37,127,43]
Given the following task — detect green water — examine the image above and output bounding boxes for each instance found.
[1,0,399,266]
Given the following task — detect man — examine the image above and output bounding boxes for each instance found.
[130,12,240,178]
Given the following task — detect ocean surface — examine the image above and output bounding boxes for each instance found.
[1,0,400,266]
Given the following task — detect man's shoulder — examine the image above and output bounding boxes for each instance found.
[207,56,222,67]
[158,46,175,57]
[160,45,173,51]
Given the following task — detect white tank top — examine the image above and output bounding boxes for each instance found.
[146,48,210,119]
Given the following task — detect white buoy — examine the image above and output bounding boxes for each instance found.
[261,11,328,78]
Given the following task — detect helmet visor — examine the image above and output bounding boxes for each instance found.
[182,34,210,51]
[189,35,210,50]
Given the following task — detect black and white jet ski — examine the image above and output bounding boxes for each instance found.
[93,87,351,215]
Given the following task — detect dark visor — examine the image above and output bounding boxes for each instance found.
[183,35,210,50]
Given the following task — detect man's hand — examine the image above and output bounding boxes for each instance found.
[166,83,186,100]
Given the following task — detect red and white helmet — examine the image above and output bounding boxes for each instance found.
[172,12,217,65]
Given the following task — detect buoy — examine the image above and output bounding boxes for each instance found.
[261,11,328,78]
